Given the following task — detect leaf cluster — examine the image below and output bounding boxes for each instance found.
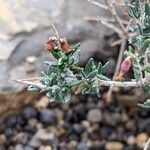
[28,43,109,103]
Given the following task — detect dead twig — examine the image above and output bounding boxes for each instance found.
[85,0,108,9]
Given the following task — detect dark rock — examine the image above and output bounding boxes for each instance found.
[69,134,79,141]
[24,125,37,134]
[87,108,102,123]
[103,112,122,126]
[72,124,84,135]
[22,107,37,119]
[124,145,138,150]
[24,145,35,150]
[138,108,150,118]
[100,126,114,139]
[86,102,96,110]
[39,109,55,125]
[137,118,150,132]
[17,115,26,126]
[5,115,17,127]
[77,142,88,150]
[4,128,13,137]
[89,141,105,150]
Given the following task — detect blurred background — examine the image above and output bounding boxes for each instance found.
[0,0,149,150]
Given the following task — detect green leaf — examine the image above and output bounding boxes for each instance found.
[84,58,96,75]
[144,66,150,73]
[145,3,150,16]
[65,43,81,56]
[86,70,98,79]
[100,62,109,74]
[138,99,150,109]
[97,74,110,81]
[28,85,41,92]
[97,62,102,74]
[71,49,81,65]
[133,64,142,80]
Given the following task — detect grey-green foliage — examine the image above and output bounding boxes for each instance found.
[28,43,110,103]
[125,1,150,108]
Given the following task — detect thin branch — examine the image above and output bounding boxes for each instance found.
[107,38,126,102]
[51,24,61,49]
[105,0,128,37]
[95,78,146,87]
[144,137,150,150]
[11,77,148,90]
[10,78,45,89]
[99,20,123,36]
[85,16,129,24]
[85,0,108,9]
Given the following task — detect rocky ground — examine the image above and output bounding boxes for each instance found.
[0,92,150,150]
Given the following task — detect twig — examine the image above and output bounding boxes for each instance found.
[11,77,149,89]
[51,24,61,49]
[106,38,126,101]
[105,0,128,37]
[85,0,108,9]
[144,137,150,150]
[10,78,45,89]
[85,16,129,24]
[99,20,123,36]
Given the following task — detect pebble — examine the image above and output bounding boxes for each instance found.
[72,123,84,135]
[103,112,122,126]
[35,96,49,109]
[77,142,88,150]
[22,107,37,119]
[87,108,102,123]
[39,146,52,150]
[24,146,35,150]
[105,141,124,150]
[25,56,36,64]
[39,109,55,125]
[67,140,78,150]
[127,135,136,145]
[15,144,24,150]
[5,115,17,127]
[136,133,148,148]
[0,134,6,144]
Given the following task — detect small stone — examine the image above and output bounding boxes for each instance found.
[22,107,37,119]
[0,134,6,144]
[4,128,13,137]
[12,132,28,144]
[103,112,122,126]
[39,146,52,150]
[87,108,102,123]
[67,140,78,150]
[28,118,38,128]
[17,115,26,126]
[105,142,124,150]
[72,123,84,135]
[15,144,24,150]
[125,120,135,131]
[26,56,36,64]
[35,96,49,109]
[30,129,54,148]
[81,120,90,129]
[24,146,34,150]
[5,115,17,127]
[136,133,148,148]
[39,109,55,125]
[127,135,136,145]
[77,142,88,150]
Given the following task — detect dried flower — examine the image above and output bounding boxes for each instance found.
[45,36,57,52]
[60,38,70,52]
